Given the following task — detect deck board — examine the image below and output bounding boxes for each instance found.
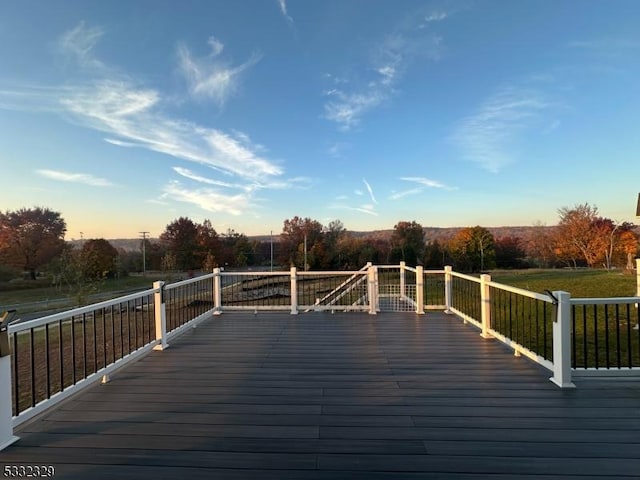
[2,311,640,479]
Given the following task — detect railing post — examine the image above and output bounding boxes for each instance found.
[444,266,453,314]
[290,266,298,315]
[213,267,222,315]
[415,265,425,315]
[480,274,492,338]
[0,311,19,450]
[153,281,168,351]
[0,356,18,451]
[550,291,575,388]
[368,265,377,315]
[635,259,639,321]
[399,261,406,299]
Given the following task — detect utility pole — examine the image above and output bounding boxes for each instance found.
[140,231,149,276]
[304,234,308,271]
[270,230,273,272]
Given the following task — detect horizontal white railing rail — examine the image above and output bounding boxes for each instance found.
[570,294,640,376]
[445,269,568,387]
[1,273,216,449]
[2,260,639,450]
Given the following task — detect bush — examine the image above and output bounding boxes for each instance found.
[0,264,21,282]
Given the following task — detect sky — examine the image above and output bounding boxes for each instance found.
[1,0,639,240]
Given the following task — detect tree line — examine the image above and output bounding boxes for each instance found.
[0,204,638,285]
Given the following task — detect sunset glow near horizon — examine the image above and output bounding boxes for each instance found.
[1,1,639,240]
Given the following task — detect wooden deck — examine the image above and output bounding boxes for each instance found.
[2,311,640,479]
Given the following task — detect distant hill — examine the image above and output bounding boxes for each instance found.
[69,227,559,251]
[68,238,160,252]
[349,226,555,243]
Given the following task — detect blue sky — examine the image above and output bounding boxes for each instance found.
[1,1,639,239]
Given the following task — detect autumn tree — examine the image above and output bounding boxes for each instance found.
[279,216,324,269]
[526,222,557,268]
[449,226,496,272]
[0,207,67,279]
[554,204,634,269]
[160,217,200,271]
[80,238,118,279]
[390,221,425,266]
[617,228,639,270]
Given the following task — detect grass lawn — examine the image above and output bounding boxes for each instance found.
[491,269,638,298]
[0,274,165,313]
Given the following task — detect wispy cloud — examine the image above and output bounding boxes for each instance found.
[172,166,238,188]
[178,37,261,106]
[332,178,380,217]
[58,21,106,70]
[0,22,290,218]
[362,178,377,204]
[389,188,423,200]
[390,176,455,200]
[323,16,443,130]
[331,204,379,217]
[424,11,449,23]
[324,90,388,131]
[37,169,113,187]
[277,0,294,24]
[163,181,252,216]
[55,80,282,181]
[400,176,454,189]
[451,86,553,172]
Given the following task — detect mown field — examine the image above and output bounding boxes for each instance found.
[0,274,166,314]
[491,268,638,298]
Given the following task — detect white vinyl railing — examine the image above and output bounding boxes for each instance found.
[2,260,639,450]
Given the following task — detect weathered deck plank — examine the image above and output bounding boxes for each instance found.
[2,311,640,479]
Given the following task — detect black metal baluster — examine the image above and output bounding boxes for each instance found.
[572,305,577,368]
[45,324,51,399]
[615,304,621,368]
[626,304,632,368]
[593,305,599,369]
[71,317,76,384]
[30,329,35,407]
[13,333,19,415]
[58,320,64,390]
[604,305,610,368]
[102,307,107,369]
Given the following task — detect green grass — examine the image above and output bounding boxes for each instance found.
[0,274,165,313]
[490,269,638,298]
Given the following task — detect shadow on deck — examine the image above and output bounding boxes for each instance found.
[2,311,640,479]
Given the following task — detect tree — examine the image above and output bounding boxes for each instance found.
[617,228,638,270]
[322,220,346,269]
[449,226,496,272]
[279,216,324,269]
[555,203,602,268]
[160,217,200,271]
[0,207,67,279]
[197,219,221,267]
[526,222,557,268]
[80,239,118,279]
[495,236,527,269]
[50,245,100,306]
[390,221,425,266]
